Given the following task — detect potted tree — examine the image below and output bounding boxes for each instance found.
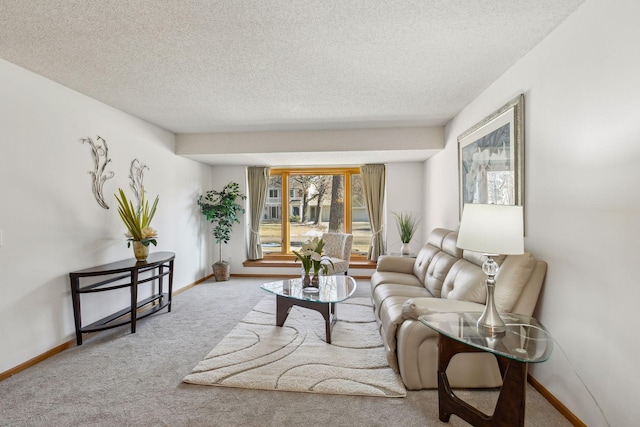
[198,182,246,281]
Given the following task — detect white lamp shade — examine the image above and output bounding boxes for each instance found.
[457,204,524,255]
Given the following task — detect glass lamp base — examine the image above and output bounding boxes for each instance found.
[478,256,506,335]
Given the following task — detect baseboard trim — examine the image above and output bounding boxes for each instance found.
[0,340,73,382]
[0,274,213,382]
[175,273,214,294]
[528,374,586,426]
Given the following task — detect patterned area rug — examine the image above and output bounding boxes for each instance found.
[183,296,406,398]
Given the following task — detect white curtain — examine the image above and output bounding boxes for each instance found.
[361,164,386,261]
[247,166,270,260]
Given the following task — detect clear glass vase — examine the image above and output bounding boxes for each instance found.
[311,271,320,287]
[302,270,311,286]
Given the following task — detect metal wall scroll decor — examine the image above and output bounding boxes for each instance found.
[128,159,149,211]
[80,136,115,209]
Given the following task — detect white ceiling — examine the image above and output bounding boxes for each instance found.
[1,0,584,165]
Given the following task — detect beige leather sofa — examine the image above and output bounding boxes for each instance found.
[371,228,547,390]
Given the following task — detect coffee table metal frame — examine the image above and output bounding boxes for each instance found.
[260,275,357,344]
[419,312,553,427]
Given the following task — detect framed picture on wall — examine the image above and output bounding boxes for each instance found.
[458,94,524,216]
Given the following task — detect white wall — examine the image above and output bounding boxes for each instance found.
[207,165,249,268]
[424,0,640,425]
[386,162,424,254]
[0,59,213,374]
[199,163,425,277]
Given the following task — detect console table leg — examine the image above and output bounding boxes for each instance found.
[130,270,138,333]
[158,264,164,305]
[167,260,174,312]
[70,277,83,345]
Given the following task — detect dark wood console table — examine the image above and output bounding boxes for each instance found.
[69,252,175,345]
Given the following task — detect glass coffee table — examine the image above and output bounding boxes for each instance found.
[420,312,553,427]
[260,275,357,344]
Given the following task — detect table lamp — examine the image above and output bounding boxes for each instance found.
[456,204,524,335]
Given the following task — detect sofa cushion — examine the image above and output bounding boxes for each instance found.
[426,227,450,247]
[494,252,537,312]
[410,228,449,283]
[401,297,486,321]
[440,258,487,304]
[461,250,505,268]
[423,251,461,298]
[412,244,440,285]
[373,283,433,313]
[370,270,423,297]
[441,231,463,258]
[377,254,416,274]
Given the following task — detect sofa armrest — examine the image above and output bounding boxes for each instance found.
[376,255,415,274]
[401,297,486,321]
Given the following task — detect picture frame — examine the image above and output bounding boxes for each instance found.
[458,94,524,216]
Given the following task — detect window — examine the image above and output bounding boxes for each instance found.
[260,167,370,257]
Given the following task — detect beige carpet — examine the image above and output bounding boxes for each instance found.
[183,296,406,398]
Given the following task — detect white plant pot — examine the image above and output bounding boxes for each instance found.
[401,242,411,255]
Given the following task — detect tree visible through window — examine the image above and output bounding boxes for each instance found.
[260,167,370,257]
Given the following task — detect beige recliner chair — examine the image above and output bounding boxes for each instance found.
[321,232,353,275]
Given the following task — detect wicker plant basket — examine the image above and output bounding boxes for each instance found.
[212,261,230,281]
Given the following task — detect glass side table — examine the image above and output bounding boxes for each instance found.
[419,312,553,427]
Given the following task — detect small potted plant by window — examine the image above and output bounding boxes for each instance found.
[394,211,419,255]
[198,182,246,281]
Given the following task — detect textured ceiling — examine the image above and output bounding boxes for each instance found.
[1,1,584,164]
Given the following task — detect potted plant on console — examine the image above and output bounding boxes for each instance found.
[198,182,246,281]
[115,188,159,262]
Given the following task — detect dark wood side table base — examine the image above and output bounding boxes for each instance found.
[275,295,336,344]
[438,333,528,427]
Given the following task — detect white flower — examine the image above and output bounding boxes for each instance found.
[141,227,158,238]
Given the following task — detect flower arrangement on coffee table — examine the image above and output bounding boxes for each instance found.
[293,236,333,289]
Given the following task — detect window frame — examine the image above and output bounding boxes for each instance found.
[262,166,366,261]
